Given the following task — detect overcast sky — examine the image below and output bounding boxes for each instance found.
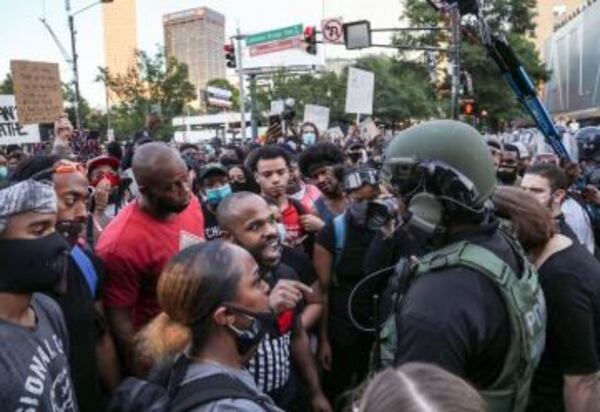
[1,0,402,108]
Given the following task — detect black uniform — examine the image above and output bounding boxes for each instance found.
[394,223,513,388]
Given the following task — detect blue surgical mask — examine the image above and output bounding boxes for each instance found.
[302,132,316,146]
[0,166,7,180]
[206,184,233,206]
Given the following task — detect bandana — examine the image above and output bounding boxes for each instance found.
[0,180,57,233]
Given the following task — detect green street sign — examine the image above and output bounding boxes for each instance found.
[246,24,304,46]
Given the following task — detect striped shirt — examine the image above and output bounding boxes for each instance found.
[247,330,292,394]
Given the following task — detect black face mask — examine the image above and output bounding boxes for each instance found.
[0,232,70,294]
[497,169,518,185]
[347,200,369,227]
[224,305,277,357]
[56,220,85,246]
[348,152,362,163]
[230,182,250,193]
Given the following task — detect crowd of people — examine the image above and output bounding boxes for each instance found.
[2,113,600,412]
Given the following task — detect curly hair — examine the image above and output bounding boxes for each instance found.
[298,142,345,177]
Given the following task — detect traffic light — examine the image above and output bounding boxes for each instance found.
[224,43,236,68]
[304,26,317,55]
[460,98,476,116]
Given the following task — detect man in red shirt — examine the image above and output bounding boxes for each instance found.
[96,142,204,374]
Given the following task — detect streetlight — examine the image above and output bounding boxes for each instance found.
[65,0,113,130]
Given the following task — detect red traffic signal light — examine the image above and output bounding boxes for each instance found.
[460,98,476,116]
[224,43,236,68]
[304,26,317,55]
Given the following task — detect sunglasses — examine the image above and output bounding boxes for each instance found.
[31,160,87,181]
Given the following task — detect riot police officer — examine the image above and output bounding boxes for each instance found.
[381,120,546,412]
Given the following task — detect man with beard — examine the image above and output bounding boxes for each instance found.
[96,142,205,375]
[217,192,331,412]
[249,146,315,250]
[521,164,581,245]
[497,143,521,186]
[10,155,121,411]
[288,156,322,215]
[299,143,347,222]
[0,179,78,411]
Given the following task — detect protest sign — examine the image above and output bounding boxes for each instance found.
[360,117,381,143]
[0,95,41,145]
[271,100,285,115]
[324,126,345,143]
[303,104,330,131]
[345,67,374,115]
[10,60,63,125]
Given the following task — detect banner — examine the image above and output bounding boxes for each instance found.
[303,104,330,131]
[345,67,374,115]
[10,60,63,125]
[0,95,41,145]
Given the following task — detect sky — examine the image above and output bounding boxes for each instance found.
[0,0,403,108]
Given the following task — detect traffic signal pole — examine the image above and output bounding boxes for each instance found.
[235,27,247,140]
[450,5,461,120]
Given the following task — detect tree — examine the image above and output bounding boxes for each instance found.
[398,0,547,131]
[0,73,13,94]
[97,47,196,140]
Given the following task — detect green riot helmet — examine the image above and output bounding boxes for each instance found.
[382,120,496,235]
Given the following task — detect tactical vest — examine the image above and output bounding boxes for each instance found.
[377,236,546,412]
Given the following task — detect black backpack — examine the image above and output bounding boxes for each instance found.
[107,356,266,412]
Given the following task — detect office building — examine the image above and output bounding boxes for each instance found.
[102,0,138,80]
[533,0,582,56]
[163,7,226,105]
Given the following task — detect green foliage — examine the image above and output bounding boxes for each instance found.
[398,0,546,131]
[97,47,196,140]
[0,73,13,94]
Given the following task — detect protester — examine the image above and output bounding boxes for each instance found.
[87,155,125,241]
[229,163,260,193]
[562,161,597,255]
[383,120,546,411]
[288,155,322,215]
[344,138,367,167]
[7,150,26,175]
[11,155,121,410]
[497,142,520,185]
[299,122,319,147]
[96,142,205,375]
[0,179,78,411]
[299,142,347,222]
[357,363,486,412]
[248,145,312,249]
[486,136,502,170]
[314,166,382,407]
[217,192,331,412]
[0,152,8,184]
[122,241,284,411]
[521,163,583,247]
[198,163,232,241]
[494,186,600,412]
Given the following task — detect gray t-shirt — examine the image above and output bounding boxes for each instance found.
[0,293,78,412]
[180,362,283,412]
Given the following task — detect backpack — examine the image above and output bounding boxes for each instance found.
[376,233,546,412]
[108,356,265,412]
[70,245,98,297]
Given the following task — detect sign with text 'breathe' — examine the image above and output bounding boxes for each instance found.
[0,95,41,145]
[10,60,63,125]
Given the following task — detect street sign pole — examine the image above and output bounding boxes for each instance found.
[236,27,246,140]
[250,74,258,140]
[450,5,461,120]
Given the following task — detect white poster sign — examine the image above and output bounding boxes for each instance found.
[271,100,285,115]
[303,104,330,131]
[345,67,374,115]
[360,118,381,142]
[0,95,41,145]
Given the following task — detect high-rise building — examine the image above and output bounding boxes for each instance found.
[163,7,226,105]
[102,0,138,80]
[533,0,582,58]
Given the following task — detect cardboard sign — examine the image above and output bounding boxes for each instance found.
[10,60,63,125]
[0,95,41,145]
[345,67,374,115]
[360,118,381,142]
[303,104,330,131]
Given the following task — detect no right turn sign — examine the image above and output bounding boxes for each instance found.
[321,18,344,44]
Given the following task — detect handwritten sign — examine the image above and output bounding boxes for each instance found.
[303,104,330,131]
[345,67,374,115]
[0,95,41,145]
[10,60,63,125]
